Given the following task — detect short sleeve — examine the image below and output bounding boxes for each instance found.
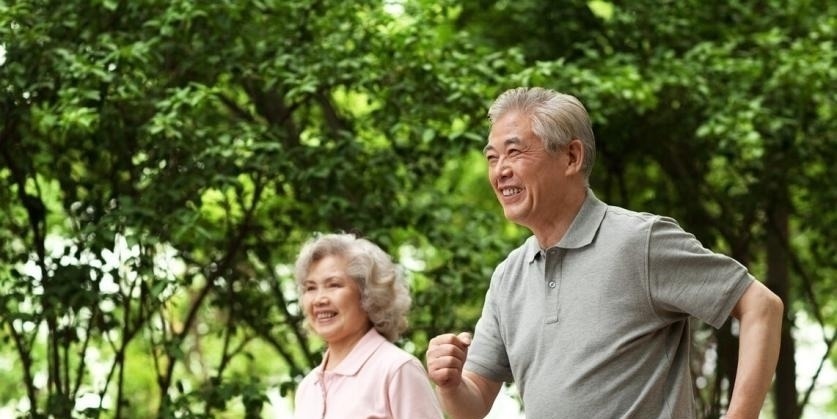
[464,263,514,383]
[387,357,443,419]
[648,216,753,328]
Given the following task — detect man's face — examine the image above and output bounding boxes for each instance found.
[484,111,570,229]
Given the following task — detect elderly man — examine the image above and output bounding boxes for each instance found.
[426,87,783,419]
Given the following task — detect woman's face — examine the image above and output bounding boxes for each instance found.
[301,254,371,349]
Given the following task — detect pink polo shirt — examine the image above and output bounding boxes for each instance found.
[294,328,442,419]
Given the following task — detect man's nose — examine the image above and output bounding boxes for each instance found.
[494,157,512,178]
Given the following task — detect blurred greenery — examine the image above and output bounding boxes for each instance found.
[0,0,834,418]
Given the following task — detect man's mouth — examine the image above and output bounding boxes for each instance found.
[501,187,522,197]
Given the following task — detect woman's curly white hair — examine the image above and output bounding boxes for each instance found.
[294,233,411,342]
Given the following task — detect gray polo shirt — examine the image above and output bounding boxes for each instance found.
[465,190,753,419]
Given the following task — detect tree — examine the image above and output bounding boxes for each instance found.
[1,0,517,416]
[1,0,834,417]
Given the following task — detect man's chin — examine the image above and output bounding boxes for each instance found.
[502,208,524,223]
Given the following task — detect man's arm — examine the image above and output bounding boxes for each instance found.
[726,280,784,419]
[436,370,502,419]
[426,333,503,419]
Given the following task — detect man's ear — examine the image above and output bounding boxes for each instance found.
[564,139,584,175]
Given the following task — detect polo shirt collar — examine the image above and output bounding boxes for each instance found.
[558,188,607,249]
[320,328,386,377]
[524,188,606,262]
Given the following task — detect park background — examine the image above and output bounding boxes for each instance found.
[1,0,835,418]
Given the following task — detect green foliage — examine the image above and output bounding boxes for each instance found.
[0,0,834,418]
[1,0,516,416]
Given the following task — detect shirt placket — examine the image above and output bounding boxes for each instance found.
[544,248,562,324]
[317,372,327,419]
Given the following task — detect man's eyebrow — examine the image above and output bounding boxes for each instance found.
[483,137,522,155]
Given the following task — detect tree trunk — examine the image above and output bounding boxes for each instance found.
[766,175,799,419]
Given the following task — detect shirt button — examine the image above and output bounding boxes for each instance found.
[548,281,557,288]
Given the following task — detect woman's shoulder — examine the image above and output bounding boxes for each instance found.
[371,340,422,370]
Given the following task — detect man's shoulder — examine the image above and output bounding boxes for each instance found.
[600,203,669,233]
[603,202,657,221]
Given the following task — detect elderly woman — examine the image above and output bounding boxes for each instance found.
[293,233,442,419]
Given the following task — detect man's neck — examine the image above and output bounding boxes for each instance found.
[531,187,588,249]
